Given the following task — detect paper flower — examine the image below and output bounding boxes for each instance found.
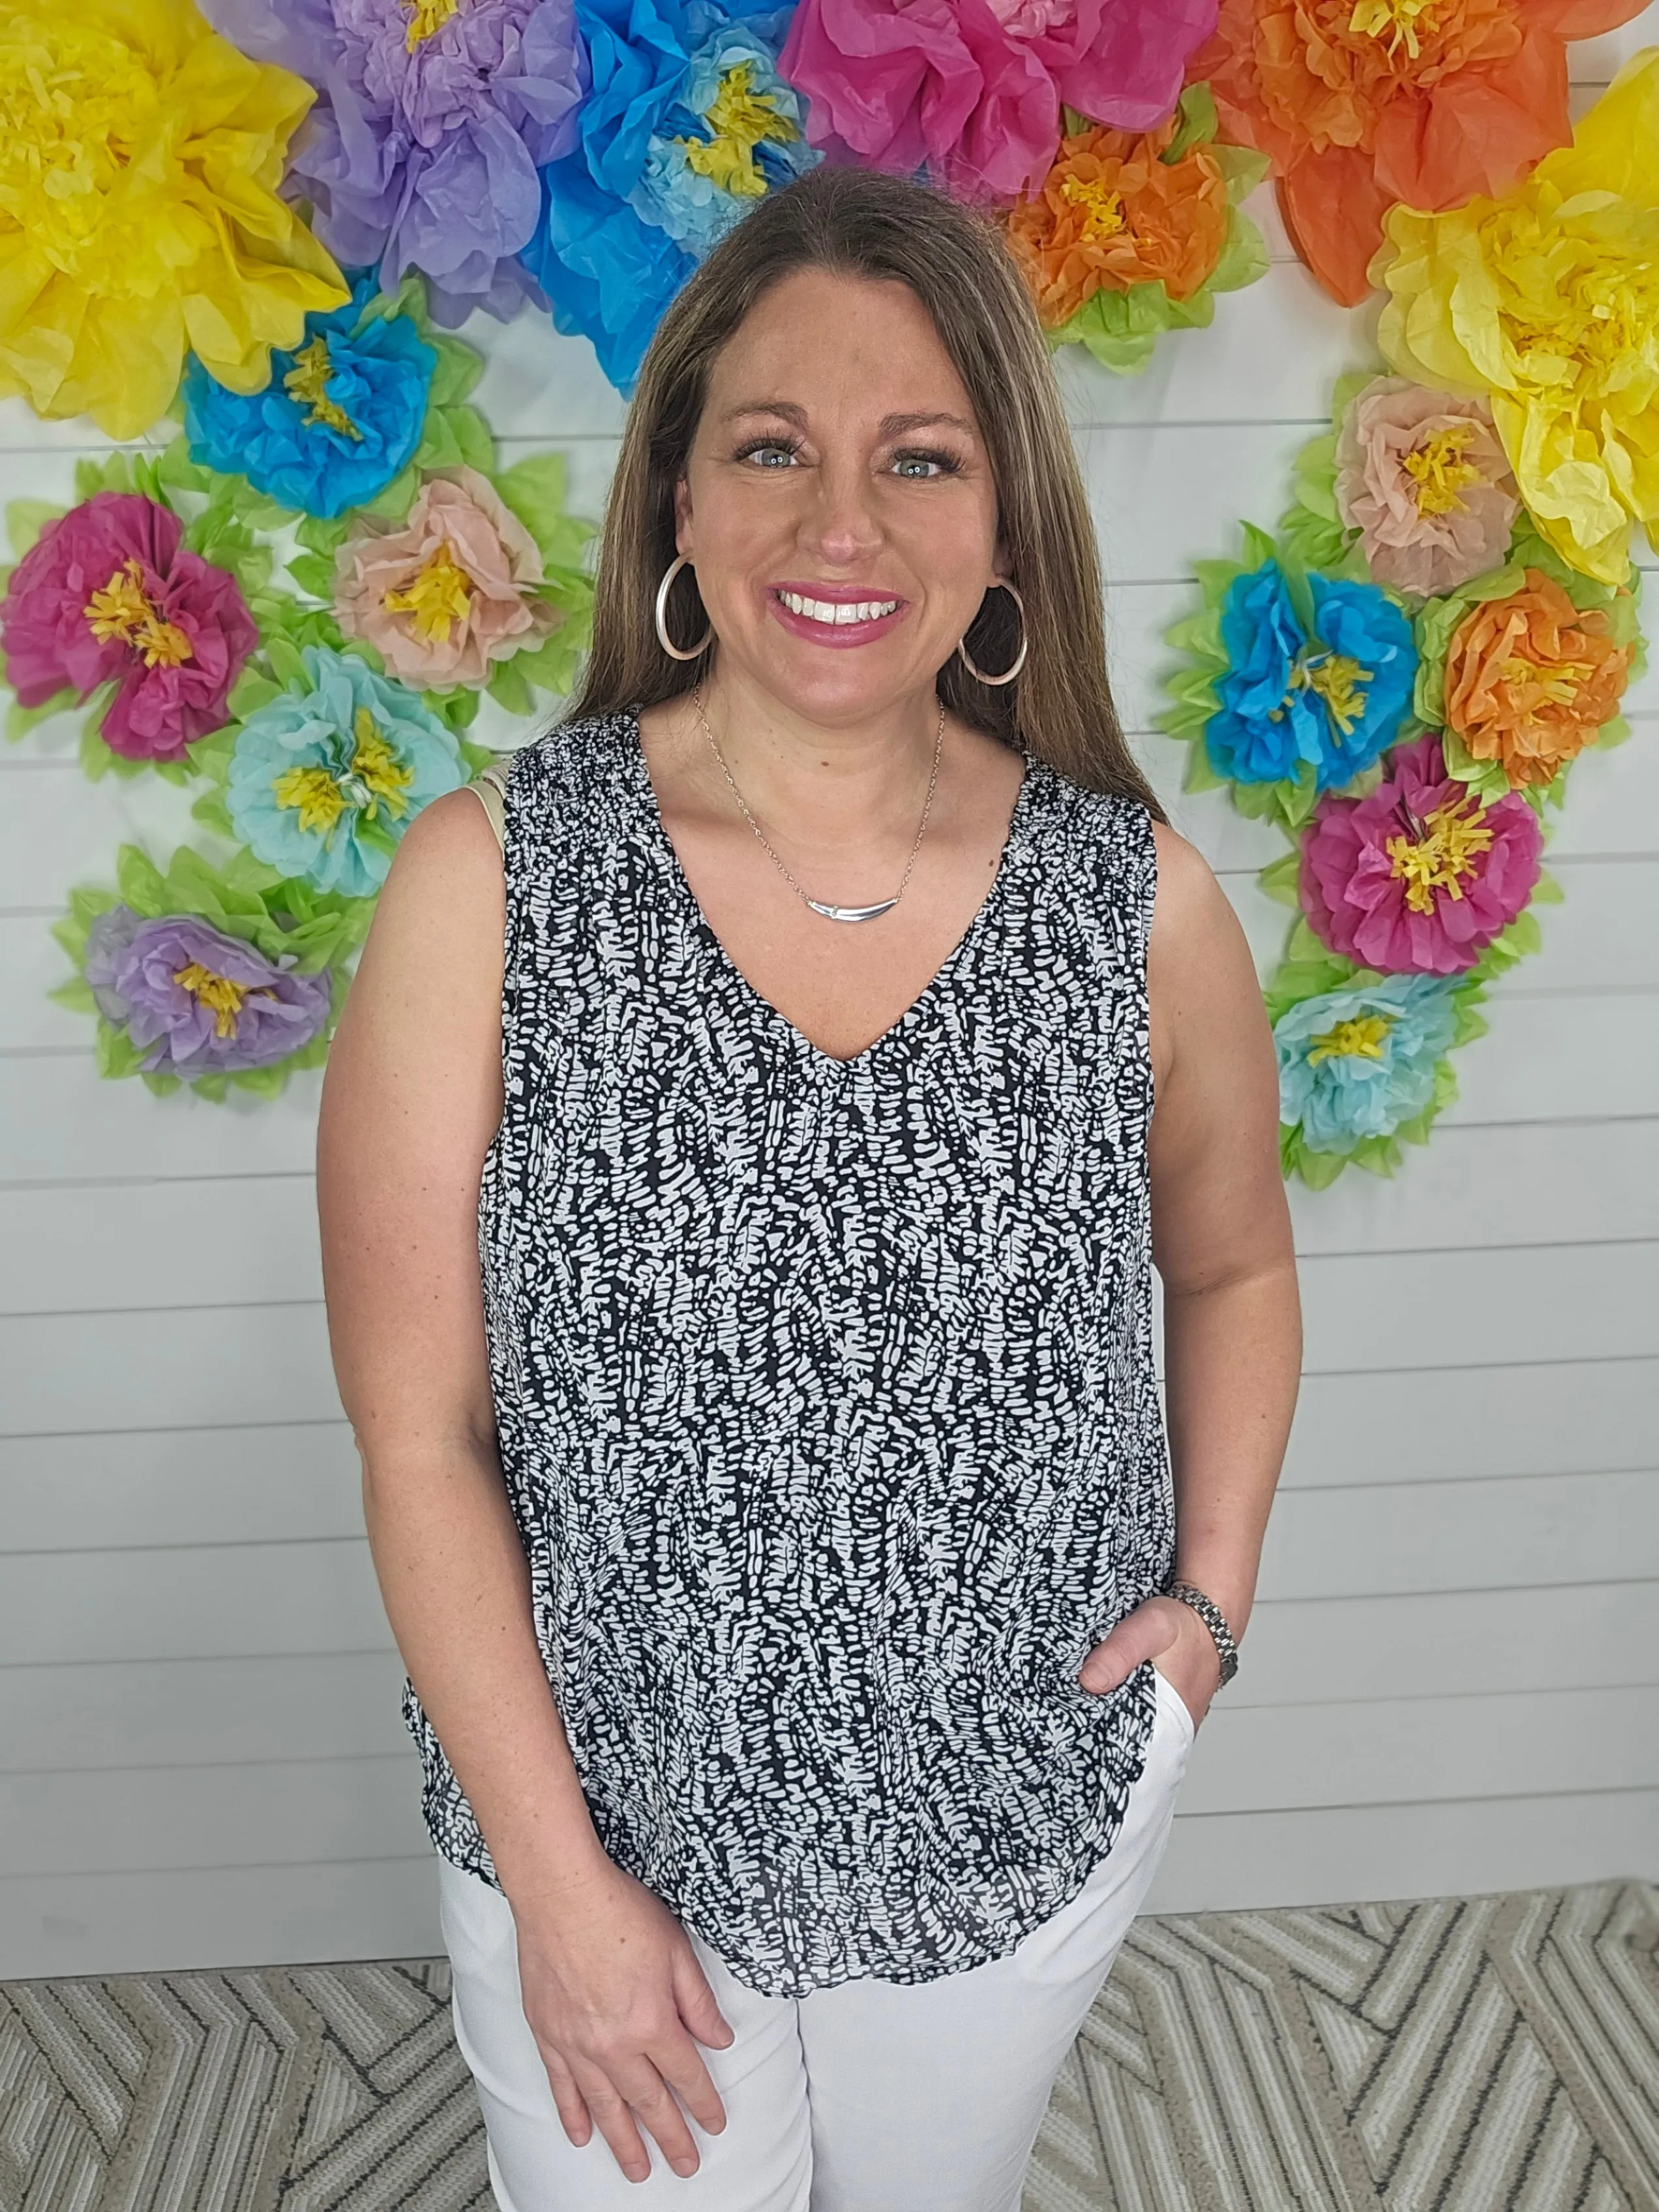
[213,0,587,325]
[522,0,813,392]
[1332,379,1521,600]
[1004,87,1267,374]
[181,276,436,519]
[333,468,565,686]
[0,0,350,440]
[0,494,257,765]
[1431,566,1631,790]
[50,841,366,1099]
[1275,972,1463,1155]
[83,906,333,1078]
[1374,50,1659,585]
[779,0,1218,205]
[225,646,466,895]
[1185,539,1418,808]
[1300,734,1543,975]
[1195,0,1650,307]
[629,21,818,256]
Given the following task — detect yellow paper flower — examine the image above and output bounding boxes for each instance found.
[1371,48,1659,586]
[0,0,350,440]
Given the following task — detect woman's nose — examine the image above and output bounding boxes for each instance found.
[799,464,884,567]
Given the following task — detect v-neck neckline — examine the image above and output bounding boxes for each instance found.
[625,705,1041,1074]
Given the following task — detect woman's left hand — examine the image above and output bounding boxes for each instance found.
[1077,1594,1221,1735]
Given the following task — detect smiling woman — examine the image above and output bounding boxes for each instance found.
[316,164,1301,2212]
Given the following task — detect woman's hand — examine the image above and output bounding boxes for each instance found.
[1077,1594,1221,1735]
[511,1857,736,2183]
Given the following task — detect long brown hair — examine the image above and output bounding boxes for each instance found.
[567,164,1162,813]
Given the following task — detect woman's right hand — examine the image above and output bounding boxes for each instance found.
[511,1857,736,2182]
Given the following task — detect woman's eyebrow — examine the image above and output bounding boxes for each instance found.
[717,402,977,438]
[879,411,976,438]
[721,398,809,425]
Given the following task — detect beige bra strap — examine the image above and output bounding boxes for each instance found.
[468,763,509,854]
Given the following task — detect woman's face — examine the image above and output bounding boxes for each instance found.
[674,268,1006,728]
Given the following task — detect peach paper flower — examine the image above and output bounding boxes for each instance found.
[1006,115,1230,328]
[1442,566,1629,786]
[1193,0,1650,305]
[333,468,563,689]
[1335,378,1520,598]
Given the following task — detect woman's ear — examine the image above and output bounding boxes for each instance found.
[673,475,693,558]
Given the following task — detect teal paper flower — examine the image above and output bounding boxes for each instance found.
[225,647,466,897]
[629,23,817,258]
[1273,970,1474,1188]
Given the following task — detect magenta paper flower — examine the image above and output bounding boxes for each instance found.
[1300,734,1544,976]
[778,0,1218,203]
[1,494,257,764]
[332,467,562,687]
[1334,378,1521,601]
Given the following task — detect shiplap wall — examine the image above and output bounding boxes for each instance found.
[3,22,1656,1979]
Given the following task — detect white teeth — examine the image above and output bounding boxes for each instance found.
[779,591,900,625]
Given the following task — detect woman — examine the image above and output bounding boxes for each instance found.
[318,166,1300,2211]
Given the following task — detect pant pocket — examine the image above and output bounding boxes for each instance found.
[1148,1658,1197,1751]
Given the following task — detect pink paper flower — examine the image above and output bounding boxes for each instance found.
[332,468,563,689]
[1300,734,1543,975]
[1334,378,1520,599]
[2,494,257,763]
[777,0,1218,204]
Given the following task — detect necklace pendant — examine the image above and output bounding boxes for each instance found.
[804,895,900,924]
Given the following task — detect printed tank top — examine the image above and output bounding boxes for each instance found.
[403,708,1174,1999]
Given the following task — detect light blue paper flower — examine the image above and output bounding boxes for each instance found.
[630,22,816,256]
[182,275,437,520]
[1208,561,1417,792]
[1274,974,1461,1154]
[227,648,464,897]
[520,0,803,393]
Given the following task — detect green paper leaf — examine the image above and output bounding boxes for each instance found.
[264,635,310,690]
[7,500,65,561]
[287,551,338,599]
[1162,80,1218,161]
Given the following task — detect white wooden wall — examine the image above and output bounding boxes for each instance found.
[2,22,1655,1978]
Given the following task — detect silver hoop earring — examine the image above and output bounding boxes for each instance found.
[956,582,1026,686]
[655,555,713,662]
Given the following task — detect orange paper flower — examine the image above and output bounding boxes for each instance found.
[1193,0,1651,305]
[1442,567,1630,785]
[1007,117,1231,327]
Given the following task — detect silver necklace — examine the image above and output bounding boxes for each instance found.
[691,684,945,925]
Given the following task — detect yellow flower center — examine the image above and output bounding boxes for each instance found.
[382,542,475,644]
[403,0,461,47]
[283,337,363,440]
[1499,653,1592,705]
[83,558,194,668]
[1348,0,1437,58]
[0,20,157,284]
[1401,425,1482,516]
[680,63,797,199]
[1287,649,1373,738]
[1307,1013,1394,1066]
[1059,173,1128,243]
[172,962,260,1040]
[1384,794,1494,915]
[271,707,415,833]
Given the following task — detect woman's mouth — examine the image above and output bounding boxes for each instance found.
[768,585,907,648]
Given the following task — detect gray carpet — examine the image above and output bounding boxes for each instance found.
[3,1881,1656,2211]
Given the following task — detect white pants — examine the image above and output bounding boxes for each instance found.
[438,1665,1194,2212]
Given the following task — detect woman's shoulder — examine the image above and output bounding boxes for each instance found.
[499,707,640,801]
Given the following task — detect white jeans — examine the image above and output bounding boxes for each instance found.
[438,1665,1194,2212]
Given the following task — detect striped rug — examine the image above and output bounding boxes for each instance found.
[3,1879,1654,2210]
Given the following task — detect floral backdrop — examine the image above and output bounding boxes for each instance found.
[0,0,1653,1179]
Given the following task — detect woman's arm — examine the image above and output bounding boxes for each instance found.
[1079,820,1302,1724]
[316,788,731,2180]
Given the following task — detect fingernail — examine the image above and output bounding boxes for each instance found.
[673,2159,698,2176]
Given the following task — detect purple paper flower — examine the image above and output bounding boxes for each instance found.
[84,907,334,1079]
[213,0,588,323]
[1,494,258,765]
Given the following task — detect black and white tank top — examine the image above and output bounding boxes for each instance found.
[403,708,1173,1998]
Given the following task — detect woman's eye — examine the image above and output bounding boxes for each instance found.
[891,451,960,480]
[739,442,800,468]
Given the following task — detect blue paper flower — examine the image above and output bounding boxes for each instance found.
[182,276,437,520]
[1274,974,1461,1154]
[227,648,464,897]
[520,0,807,392]
[1207,562,1418,792]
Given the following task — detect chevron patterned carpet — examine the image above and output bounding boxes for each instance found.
[3,1881,1656,2212]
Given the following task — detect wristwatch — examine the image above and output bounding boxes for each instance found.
[1163,1576,1240,1686]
